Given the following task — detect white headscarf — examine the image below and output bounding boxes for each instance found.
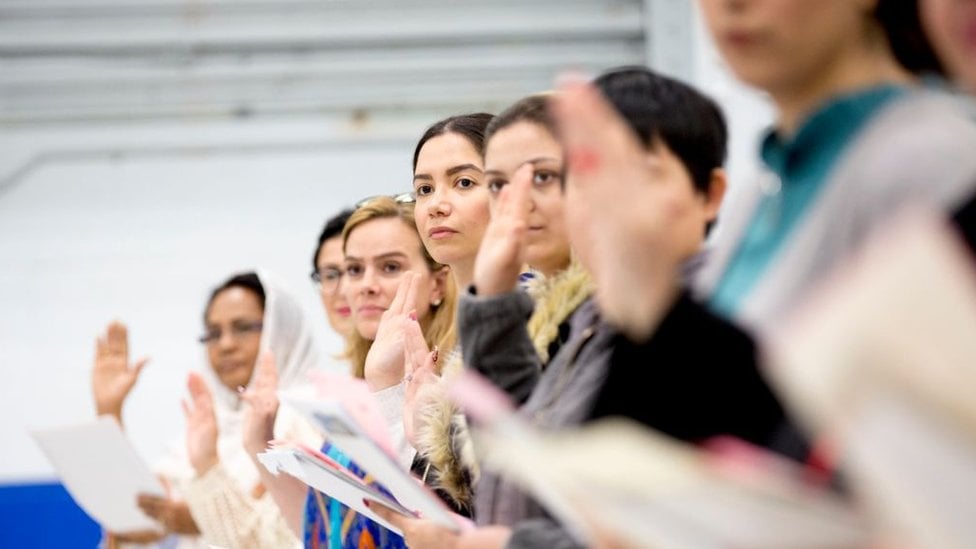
[156,270,324,495]
[210,269,323,411]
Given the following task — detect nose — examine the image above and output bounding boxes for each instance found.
[428,186,452,217]
[359,266,380,295]
[216,329,238,352]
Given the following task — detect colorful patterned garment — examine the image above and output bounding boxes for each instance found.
[302,442,407,549]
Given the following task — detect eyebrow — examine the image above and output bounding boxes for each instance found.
[413,163,484,181]
[484,156,561,177]
[344,251,409,262]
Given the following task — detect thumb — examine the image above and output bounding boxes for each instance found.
[132,357,150,377]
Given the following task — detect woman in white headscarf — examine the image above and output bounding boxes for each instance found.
[92,270,324,548]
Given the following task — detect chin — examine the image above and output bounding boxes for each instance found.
[357,323,379,341]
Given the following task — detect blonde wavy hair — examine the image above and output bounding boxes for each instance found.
[342,196,457,378]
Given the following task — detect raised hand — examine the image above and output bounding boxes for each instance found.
[551,77,684,340]
[473,164,535,296]
[363,272,420,391]
[240,352,279,457]
[182,372,219,476]
[92,321,149,421]
[402,314,441,448]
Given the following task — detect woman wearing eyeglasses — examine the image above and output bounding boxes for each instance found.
[237,196,458,549]
[311,208,357,342]
[92,271,324,549]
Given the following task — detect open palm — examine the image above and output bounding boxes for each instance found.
[363,272,420,391]
[92,321,149,419]
[183,372,219,475]
[241,352,279,457]
[473,164,534,297]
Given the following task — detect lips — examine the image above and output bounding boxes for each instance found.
[722,29,761,49]
[428,226,458,240]
[337,306,352,317]
[357,305,386,317]
[215,361,246,376]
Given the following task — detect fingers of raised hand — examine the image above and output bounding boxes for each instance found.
[404,272,421,316]
[254,351,279,390]
[402,316,431,377]
[186,372,213,412]
[553,77,644,178]
[387,271,415,317]
[105,321,129,355]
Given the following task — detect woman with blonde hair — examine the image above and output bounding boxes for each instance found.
[241,195,457,548]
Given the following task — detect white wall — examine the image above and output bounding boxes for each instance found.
[0,3,778,482]
[0,119,420,480]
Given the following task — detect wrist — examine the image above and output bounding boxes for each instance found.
[193,455,218,477]
[96,406,123,421]
[366,376,400,392]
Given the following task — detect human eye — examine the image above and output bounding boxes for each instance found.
[382,261,403,275]
[532,169,561,187]
[345,262,363,278]
[198,328,221,344]
[487,178,508,194]
[415,183,434,197]
[456,177,477,190]
[323,267,343,282]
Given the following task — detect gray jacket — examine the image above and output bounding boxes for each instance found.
[458,291,616,549]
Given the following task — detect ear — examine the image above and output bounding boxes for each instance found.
[429,266,450,307]
[702,168,727,223]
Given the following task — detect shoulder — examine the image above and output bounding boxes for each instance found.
[827,90,976,212]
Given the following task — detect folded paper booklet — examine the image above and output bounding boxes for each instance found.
[265,373,462,533]
[768,208,976,548]
[257,443,411,534]
[451,370,868,549]
[31,416,166,533]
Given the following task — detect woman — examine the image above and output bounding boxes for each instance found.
[312,208,357,341]
[371,68,734,549]
[171,208,360,549]
[243,197,456,548]
[397,113,498,511]
[92,271,323,548]
[692,0,976,332]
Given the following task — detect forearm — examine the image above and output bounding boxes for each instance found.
[250,456,310,538]
[458,290,541,404]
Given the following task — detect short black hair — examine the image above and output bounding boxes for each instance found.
[413,113,494,171]
[593,66,727,195]
[204,272,265,323]
[312,208,354,271]
[874,0,944,77]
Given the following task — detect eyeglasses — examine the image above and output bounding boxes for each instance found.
[355,192,416,209]
[310,266,343,292]
[198,321,263,345]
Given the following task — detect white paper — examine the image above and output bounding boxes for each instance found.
[258,448,409,534]
[475,419,866,549]
[31,416,165,533]
[285,397,461,532]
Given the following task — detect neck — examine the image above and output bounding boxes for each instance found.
[533,256,572,279]
[451,259,475,290]
[772,46,910,136]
